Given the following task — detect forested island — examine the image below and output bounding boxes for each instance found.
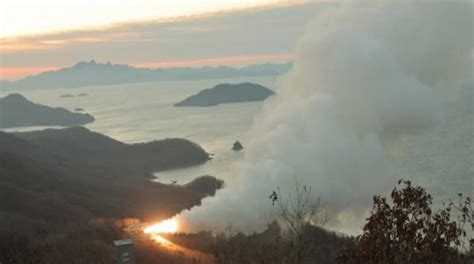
[175,82,275,107]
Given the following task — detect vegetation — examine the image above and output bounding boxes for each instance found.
[0,128,220,263]
[338,180,473,264]
[185,175,224,197]
[165,180,472,264]
[271,178,328,263]
[165,179,344,264]
[1,127,472,263]
[164,224,344,264]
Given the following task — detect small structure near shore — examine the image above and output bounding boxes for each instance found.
[232,141,244,151]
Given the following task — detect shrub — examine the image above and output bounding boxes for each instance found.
[338,180,473,264]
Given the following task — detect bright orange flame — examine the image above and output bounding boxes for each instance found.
[152,234,171,244]
[144,219,178,234]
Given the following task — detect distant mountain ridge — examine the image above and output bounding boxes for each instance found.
[0,93,94,128]
[1,60,291,90]
[175,82,275,107]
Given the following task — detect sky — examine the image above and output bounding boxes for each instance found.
[0,0,331,80]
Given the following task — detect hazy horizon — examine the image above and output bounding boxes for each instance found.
[0,59,292,83]
[0,1,327,80]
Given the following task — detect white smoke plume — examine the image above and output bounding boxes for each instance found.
[177,1,473,234]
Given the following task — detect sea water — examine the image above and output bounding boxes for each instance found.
[1,76,277,184]
[1,75,471,208]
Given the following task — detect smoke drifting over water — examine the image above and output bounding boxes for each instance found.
[178,1,473,233]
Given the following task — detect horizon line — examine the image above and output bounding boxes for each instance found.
[0,53,294,82]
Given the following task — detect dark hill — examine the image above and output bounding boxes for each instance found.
[15,126,210,173]
[0,128,220,262]
[184,175,224,197]
[174,82,275,107]
[0,93,94,128]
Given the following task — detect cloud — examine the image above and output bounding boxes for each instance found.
[0,0,310,38]
[0,2,328,79]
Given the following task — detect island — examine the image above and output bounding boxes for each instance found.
[0,93,95,128]
[232,140,244,151]
[174,82,275,107]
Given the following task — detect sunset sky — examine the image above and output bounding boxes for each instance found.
[0,0,331,80]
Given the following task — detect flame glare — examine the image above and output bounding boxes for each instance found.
[152,234,170,244]
[144,219,178,234]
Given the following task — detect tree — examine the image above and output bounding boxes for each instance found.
[271,178,328,263]
[338,180,473,264]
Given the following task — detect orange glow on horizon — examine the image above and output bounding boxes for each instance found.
[133,52,293,69]
[0,66,60,81]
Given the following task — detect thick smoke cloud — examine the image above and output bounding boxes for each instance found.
[177,1,473,233]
